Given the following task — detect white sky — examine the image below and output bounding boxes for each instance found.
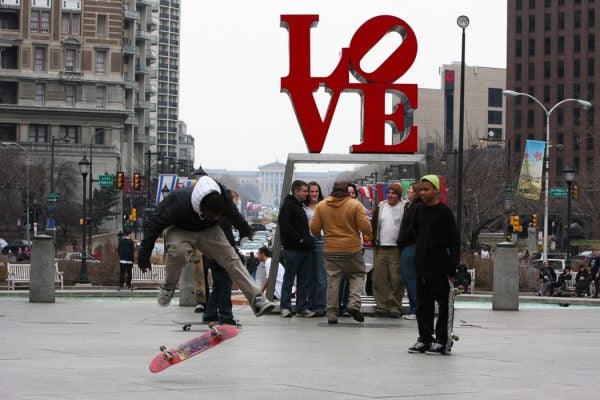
[179,0,507,172]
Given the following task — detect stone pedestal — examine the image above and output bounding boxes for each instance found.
[29,235,55,303]
[492,241,519,311]
[178,262,195,306]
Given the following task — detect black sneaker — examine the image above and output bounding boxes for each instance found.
[347,307,364,323]
[328,318,338,325]
[426,342,452,355]
[408,341,431,353]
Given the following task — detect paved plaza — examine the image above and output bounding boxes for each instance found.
[1,293,599,399]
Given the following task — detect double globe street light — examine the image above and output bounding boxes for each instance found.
[503,90,592,263]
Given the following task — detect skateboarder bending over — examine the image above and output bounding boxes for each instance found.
[138,175,274,317]
[404,175,460,355]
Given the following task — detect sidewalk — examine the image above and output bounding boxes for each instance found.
[2,294,600,399]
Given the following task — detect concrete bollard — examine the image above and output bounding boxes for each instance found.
[492,241,519,311]
[178,262,195,306]
[29,234,55,303]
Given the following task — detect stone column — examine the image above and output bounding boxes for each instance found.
[492,241,519,311]
[29,234,55,303]
[178,262,195,306]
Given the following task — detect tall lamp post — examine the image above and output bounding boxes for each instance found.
[456,15,469,250]
[78,156,91,284]
[2,142,30,245]
[503,90,591,263]
[563,165,577,260]
[88,127,123,252]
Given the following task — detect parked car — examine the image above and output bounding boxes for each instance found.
[238,241,262,259]
[59,252,101,263]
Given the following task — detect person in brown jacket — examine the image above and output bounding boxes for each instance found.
[310,180,372,325]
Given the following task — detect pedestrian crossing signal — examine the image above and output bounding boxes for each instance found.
[532,214,537,228]
[130,208,137,222]
[572,184,579,201]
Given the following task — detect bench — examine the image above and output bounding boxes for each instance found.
[131,264,166,284]
[7,263,64,291]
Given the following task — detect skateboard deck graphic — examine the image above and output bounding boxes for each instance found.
[149,323,238,373]
[446,281,460,354]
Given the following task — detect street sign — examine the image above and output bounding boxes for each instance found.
[550,186,568,198]
[99,174,114,187]
[48,192,59,200]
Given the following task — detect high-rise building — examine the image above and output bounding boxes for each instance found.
[506,0,596,192]
[153,0,180,161]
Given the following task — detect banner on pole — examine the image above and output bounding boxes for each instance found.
[156,174,178,205]
[517,140,545,200]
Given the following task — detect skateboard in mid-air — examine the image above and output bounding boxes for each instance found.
[149,322,238,373]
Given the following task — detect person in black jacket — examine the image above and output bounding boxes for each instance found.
[138,175,274,317]
[407,175,460,356]
[118,230,135,290]
[277,179,316,318]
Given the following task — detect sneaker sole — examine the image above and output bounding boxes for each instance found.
[255,303,275,317]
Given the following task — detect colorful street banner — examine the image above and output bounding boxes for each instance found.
[517,140,545,200]
[156,174,178,205]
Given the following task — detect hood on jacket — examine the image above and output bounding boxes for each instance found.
[325,195,353,208]
[191,176,222,217]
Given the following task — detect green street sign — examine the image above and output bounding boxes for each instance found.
[550,186,568,198]
[48,191,59,200]
[99,174,114,187]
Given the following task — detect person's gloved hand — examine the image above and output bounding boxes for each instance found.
[138,247,152,272]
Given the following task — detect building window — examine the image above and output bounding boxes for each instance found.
[544,61,551,79]
[557,84,564,101]
[94,128,105,145]
[586,157,593,174]
[516,17,522,34]
[574,35,581,53]
[558,36,565,54]
[96,86,106,108]
[65,84,75,107]
[528,62,535,79]
[28,124,48,143]
[61,12,80,36]
[34,47,46,72]
[515,110,521,129]
[516,39,522,57]
[574,108,581,126]
[528,38,535,56]
[574,10,581,29]
[587,136,594,150]
[588,82,595,100]
[544,13,551,31]
[544,37,551,55]
[488,110,502,125]
[574,59,580,78]
[543,85,550,103]
[64,48,76,72]
[515,63,522,81]
[589,58,595,76]
[558,12,565,30]
[34,83,45,106]
[590,9,596,27]
[96,50,106,74]
[557,60,564,78]
[60,126,78,143]
[589,33,596,52]
[574,83,581,98]
[97,15,107,37]
[488,88,503,107]
[529,15,535,33]
[527,110,534,128]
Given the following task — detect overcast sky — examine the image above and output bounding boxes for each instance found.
[179,1,507,172]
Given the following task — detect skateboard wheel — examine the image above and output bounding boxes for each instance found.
[452,335,460,341]
[159,345,166,351]
[183,325,191,331]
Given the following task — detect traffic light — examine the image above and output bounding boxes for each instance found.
[572,184,579,201]
[510,215,522,233]
[133,173,141,191]
[130,207,137,222]
[532,214,538,228]
[116,171,125,189]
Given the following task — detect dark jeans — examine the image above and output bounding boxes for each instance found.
[308,241,326,314]
[202,256,233,322]
[119,263,133,287]
[416,275,451,345]
[400,245,417,314]
[281,248,313,311]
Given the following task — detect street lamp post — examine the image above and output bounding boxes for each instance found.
[456,15,469,250]
[2,142,30,245]
[503,90,591,263]
[563,165,577,260]
[88,127,123,253]
[78,156,91,284]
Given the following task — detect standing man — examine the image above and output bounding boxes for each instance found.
[137,175,274,317]
[407,175,460,355]
[118,230,135,290]
[245,251,259,280]
[371,183,405,318]
[310,180,372,325]
[589,249,600,298]
[278,180,315,318]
